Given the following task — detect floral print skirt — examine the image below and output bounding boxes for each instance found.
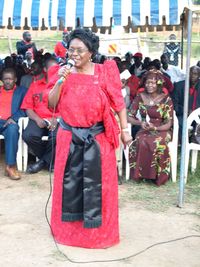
[129,129,172,186]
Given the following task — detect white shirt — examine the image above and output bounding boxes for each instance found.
[161,65,185,84]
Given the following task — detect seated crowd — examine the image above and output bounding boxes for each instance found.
[0,31,200,186]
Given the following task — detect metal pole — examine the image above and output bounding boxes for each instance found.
[178,9,192,208]
[181,13,184,69]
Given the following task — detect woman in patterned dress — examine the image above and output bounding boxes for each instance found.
[128,70,174,186]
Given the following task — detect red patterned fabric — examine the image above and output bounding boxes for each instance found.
[50,61,125,248]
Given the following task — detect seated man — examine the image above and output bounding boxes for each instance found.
[21,57,59,174]
[171,66,200,139]
[0,68,27,180]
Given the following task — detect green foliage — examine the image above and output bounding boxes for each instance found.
[192,0,200,5]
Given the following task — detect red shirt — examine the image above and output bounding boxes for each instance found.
[0,86,15,120]
[190,86,198,111]
[21,77,56,119]
[54,42,67,58]
[163,75,174,93]
[127,75,140,101]
[47,64,60,80]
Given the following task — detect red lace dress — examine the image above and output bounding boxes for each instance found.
[50,61,125,248]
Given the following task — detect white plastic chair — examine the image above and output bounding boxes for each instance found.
[17,117,29,171]
[184,107,200,183]
[116,123,132,180]
[122,123,132,181]
[18,117,49,172]
[116,140,123,178]
[123,111,179,182]
[168,111,179,182]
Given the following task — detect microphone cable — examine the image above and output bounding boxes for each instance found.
[44,94,200,265]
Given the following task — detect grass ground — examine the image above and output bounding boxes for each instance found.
[120,150,200,215]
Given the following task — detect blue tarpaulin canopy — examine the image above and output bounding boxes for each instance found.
[0,0,189,31]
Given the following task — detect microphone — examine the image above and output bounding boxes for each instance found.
[57,59,75,84]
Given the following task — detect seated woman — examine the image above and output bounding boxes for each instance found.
[128,70,174,186]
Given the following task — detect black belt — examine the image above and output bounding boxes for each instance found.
[59,118,105,228]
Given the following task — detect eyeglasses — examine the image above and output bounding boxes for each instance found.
[68,48,89,55]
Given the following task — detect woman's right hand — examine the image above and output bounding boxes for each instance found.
[58,65,72,81]
[141,121,150,130]
[121,131,133,147]
[141,122,156,131]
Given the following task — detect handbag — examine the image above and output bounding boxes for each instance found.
[191,123,200,144]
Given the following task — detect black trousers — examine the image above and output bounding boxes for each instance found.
[22,119,57,165]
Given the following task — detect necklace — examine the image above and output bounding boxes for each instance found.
[149,99,154,105]
[147,94,161,105]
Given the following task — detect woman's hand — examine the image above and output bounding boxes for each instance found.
[121,78,127,88]
[141,121,150,130]
[49,118,58,131]
[121,131,133,147]
[141,122,156,131]
[58,65,72,81]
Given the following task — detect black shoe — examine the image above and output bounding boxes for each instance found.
[26,159,46,174]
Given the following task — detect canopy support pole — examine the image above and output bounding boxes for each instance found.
[181,13,184,69]
[178,8,193,208]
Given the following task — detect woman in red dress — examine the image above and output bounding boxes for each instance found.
[47,29,132,248]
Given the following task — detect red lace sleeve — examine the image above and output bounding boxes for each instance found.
[103,60,125,112]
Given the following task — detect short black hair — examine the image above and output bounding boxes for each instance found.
[44,56,57,69]
[151,59,161,70]
[2,68,16,78]
[67,28,99,57]
[23,31,30,39]
[190,65,200,75]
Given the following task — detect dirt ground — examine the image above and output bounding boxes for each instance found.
[0,164,200,267]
